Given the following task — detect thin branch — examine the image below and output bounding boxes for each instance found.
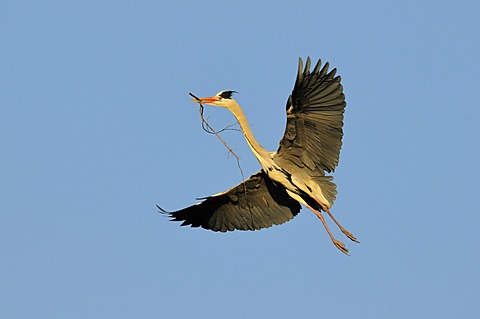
[199,105,240,135]
[189,92,247,193]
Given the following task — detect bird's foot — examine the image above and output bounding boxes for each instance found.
[333,239,350,256]
[340,227,360,243]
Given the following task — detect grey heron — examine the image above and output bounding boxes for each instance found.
[159,57,358,255]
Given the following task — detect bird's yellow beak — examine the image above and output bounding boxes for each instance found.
[190,96,219,105]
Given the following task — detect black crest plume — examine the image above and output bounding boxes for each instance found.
[218,90,237,99]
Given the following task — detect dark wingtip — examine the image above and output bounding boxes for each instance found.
[319,61,330,77]
[296,58,304,83]
[312,58,322,74]
[156,204,170,215]
[304,57,311,75]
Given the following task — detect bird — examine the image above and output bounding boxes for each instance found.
[159,57,359,255]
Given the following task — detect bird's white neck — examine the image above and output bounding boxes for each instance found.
[227,101,273,168]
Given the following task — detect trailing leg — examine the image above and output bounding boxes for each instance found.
[305,204,350,255]
[316,201,359,243]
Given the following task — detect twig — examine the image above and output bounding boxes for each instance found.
[189,92,248,198]
[189,93,241,161]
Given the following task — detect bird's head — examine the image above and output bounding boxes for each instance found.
[191,90,238,108]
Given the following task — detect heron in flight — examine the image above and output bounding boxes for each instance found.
[159,57,358,255]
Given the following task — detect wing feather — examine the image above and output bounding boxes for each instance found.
[275,57,346,173]
[159,171,301,232]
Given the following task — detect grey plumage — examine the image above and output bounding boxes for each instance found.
[159,57,357,254]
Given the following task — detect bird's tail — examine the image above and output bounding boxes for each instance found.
[311,175,337,207]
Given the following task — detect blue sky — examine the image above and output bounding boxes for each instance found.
[1,1,479,318]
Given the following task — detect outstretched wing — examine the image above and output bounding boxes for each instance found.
[275,57,346,173]
[159,171,301,232]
